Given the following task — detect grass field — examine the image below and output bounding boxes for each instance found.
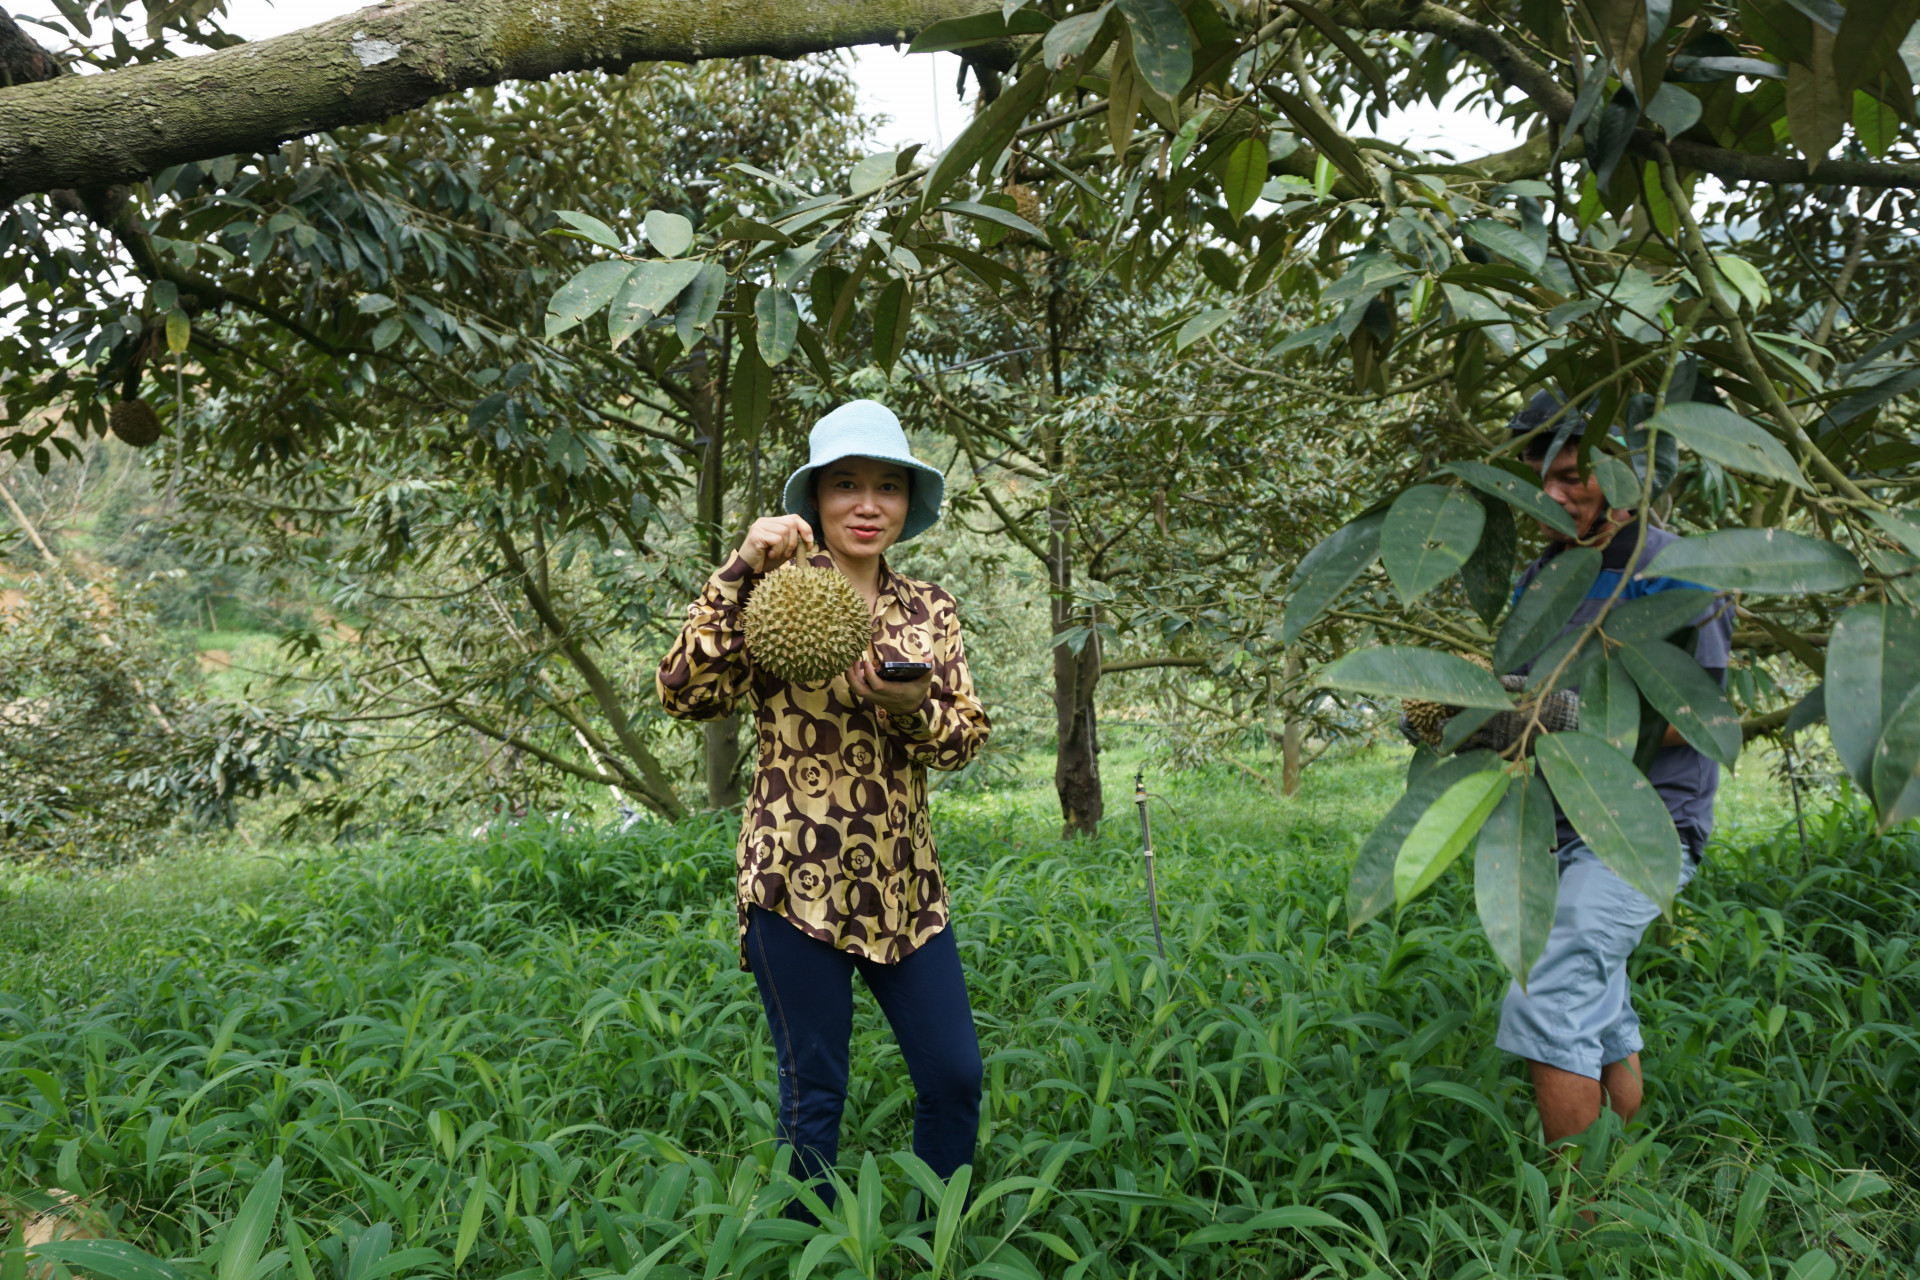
[2,745,1916,1279]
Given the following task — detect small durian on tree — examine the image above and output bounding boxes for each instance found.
[109,398,163,448]
[743,552,872,684]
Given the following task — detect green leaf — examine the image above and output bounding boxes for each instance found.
[1832,0,1920,95]
[1460,496,1516,629]
[1827,600,1920,799]
[165,308,190,355]
[755,287,799,366]
[1713,254,1770,311]
[1855,87,1900,155]
[1381,485,1486,605]
[1116,0,1193,98]
[909,7,1053,52]
[1349,750,1500,929]
[544,260,633,340]
[26,1242,183,1280]
[1044,1,1115,68]
[1786,48,1847,165]
[674,263,727,350]
[1649,401,1810,490]
[553,210,622,250]
[1647,529,1863,595]
[1645,82,1704,135]
[1221,136,1269,224]
[1445,461,1578,538]
[1535,731,1683,913]
[1588,656,1642,751]
[220,1158,284,1280]
[732,339,772,435]
[871,278,911,376]
[609,260,703,350]
[1872,684,1920,830]
[1473,772,1560,988]
[718,216,794,247]
[1265,85,1371,191]
[1318,647,1514,708]
[936,199,1049,245]
[453,1170,489,1270]
[1870,509,1920,557]
[1395,769,1512,904]
[1593,454,1641,508]
[1169,108,1211,170]
[850,151,899,196]
[1463,219,1545,274]
[1175,307,1234,351]
[1619,639,1742,766]
[1282,511,1384,643]
[928,241,1028,293]
[1785,1248,1837,1280]
[644,209,694,258]
[921,60,1057,212]
[1493,547,1600,674]
[1786,682,1826,735]
[1600,588,1718,647]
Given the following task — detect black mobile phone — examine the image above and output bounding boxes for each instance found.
[878,661,932,682]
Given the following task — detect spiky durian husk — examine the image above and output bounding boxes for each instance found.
[1401,653,1580,752]
[743,559,872,684]
[109,399,163,448]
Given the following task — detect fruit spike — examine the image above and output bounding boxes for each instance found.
[742,551,873,685]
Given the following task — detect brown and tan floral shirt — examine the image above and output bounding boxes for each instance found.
[657,549,989,968]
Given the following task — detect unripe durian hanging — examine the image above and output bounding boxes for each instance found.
[743,553,872,684]
[109,398,163,447]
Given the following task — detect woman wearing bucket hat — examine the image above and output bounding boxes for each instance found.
[657,399,990,1217]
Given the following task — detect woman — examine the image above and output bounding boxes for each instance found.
[657,399,990,1213]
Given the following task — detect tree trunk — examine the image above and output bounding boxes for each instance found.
[694,340,745,810]
[1280,649,1304,797]
[0,0,998,204]
[1045,252,1101,838]
[1053,602,1103,838]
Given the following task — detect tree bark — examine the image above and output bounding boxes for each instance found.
[0,0,997,204]
[693,343,746,810]
[1280,649,1303,798]
[1045,253,1101,838]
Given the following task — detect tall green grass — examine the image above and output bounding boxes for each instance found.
[2,751,1915,1279]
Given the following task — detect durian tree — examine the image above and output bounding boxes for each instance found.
[2,10,873,824]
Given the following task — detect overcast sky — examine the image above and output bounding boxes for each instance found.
[214,0,1521,163]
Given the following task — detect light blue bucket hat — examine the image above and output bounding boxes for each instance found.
[781,400,946,543]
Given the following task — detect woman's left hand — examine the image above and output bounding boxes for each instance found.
[848,657,933,718]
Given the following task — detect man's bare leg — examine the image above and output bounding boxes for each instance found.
[1529,1053,1645,1143]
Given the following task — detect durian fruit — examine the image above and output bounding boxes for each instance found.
[742,554,872,684]
[1004,184,1042,246]
[108,398,163,448]
[1400,653,1579,753]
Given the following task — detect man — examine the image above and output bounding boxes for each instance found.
[1497,392,1734,1146]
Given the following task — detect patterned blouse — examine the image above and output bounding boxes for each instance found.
[657,549,990,968]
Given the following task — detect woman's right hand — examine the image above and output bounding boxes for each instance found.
[738,514,815,573]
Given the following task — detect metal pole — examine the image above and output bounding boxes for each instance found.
[1135,768,1167,964]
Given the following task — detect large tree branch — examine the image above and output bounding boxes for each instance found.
[0,0,996,204]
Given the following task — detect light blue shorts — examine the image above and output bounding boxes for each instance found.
[1495,839,1698,1080]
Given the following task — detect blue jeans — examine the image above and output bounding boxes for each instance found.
[744,906,983,1214]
